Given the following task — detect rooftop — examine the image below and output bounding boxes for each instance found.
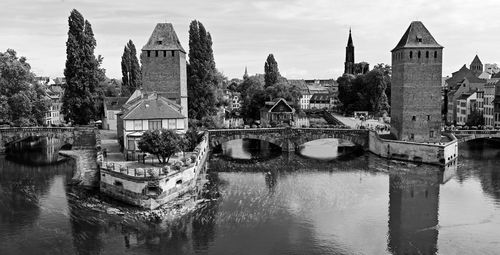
[392,21,443,51]
[122,94,184,120]
[142,23,186,53]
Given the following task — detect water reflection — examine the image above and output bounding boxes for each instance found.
[6,137,66,165]
[220,139,282,161]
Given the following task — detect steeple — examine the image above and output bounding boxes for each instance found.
[470,55,483,77]
[344,28,355,75]
[347,28,353,47]
[243,66,249,79]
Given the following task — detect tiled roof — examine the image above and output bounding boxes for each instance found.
[310,93,333,102]
[471,55,482,66]
[104,97,129,111]
[392,21,443,51]
[142,23,185,53]
[122,95,184,120]
[262,98,295,113]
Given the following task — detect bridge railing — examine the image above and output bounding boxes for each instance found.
[0,126,95,133]
[451,130,500,135]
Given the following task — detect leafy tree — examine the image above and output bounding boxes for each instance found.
[138,129,181,163]
[62,9,101,125]
[0,49,50,126]
[183,127,201,152]
[121,40,141,96]
[373,63,391,106]
[466,108,484,126]
[364,69,389,114]
[264,54,279,87]
[187,20,219,120]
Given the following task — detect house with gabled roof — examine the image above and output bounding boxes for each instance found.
[119,92,187,160]
[260,98,296,127]
[103,97,128,130]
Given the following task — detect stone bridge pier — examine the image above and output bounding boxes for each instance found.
[207,127,369,152]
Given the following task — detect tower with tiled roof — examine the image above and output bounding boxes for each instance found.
[470,55,483,77]
[390,21,443,142]
[344,29,355,75]
[140,23,188,125]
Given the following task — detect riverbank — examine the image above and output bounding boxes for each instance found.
[59,149,99,187]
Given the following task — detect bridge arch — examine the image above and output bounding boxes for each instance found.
[209,132,284,150]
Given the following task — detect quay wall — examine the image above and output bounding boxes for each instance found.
[368,131,458,166]
[99,133,210,209]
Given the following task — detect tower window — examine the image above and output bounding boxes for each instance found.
[412,116,416,121]
[416,36,423,43]
[171,51,175,57]
[434,51,438,58]
[155,50,159,57]
[427,115,431,121]
[430,130,435,138]
[418,51,421,58]
[147,51,150,57]
[157,40,162,45]
[410,51,413,59]
[426,51,429,58]
[163,50,166,57]
[410,133,415,140]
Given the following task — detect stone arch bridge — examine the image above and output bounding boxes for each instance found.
[0,127,97,153]
[207,127,369,152]
[450,130,500,144]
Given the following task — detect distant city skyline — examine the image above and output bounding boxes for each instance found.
[2,0,500,80]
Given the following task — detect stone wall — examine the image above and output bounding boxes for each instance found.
[368,131,458,166]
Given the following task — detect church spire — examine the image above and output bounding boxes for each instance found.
[243,66,249,79]
[344,28,355,74]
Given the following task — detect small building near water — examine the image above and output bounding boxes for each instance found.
[260,98,296,127]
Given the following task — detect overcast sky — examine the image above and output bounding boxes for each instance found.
[2,0,500,80]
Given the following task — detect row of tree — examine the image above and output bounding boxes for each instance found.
[337,63,391,115]
[0,49,51,126]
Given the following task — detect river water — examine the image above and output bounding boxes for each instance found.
[0,138,499,255]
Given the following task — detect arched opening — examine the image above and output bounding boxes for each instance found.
[426,51,429,58]
[297,138,362,161]
[418,51,421,58]
[409,51,413,59]
[434,51,438,58]
[214,138,282,161]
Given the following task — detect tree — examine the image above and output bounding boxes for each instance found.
[187,20,219,120]
[373,63,392,106]
[121,40,141,96]
[466,108,484,126]
[264,54,279,87]
[0,49,50,126]
[138,129,182,164]
[62,9,101,125]
[183,127,201,152]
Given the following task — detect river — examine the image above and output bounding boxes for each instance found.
[0,137,499,254]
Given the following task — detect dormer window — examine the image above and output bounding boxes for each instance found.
[157,40,163,45]
[416,35,423,43]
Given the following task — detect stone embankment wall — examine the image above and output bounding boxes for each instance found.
[368,131,458,166]
[99,133,210,209]
[59,129,102,187]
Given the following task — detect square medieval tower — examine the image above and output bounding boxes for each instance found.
[390,21,443,143]
[141,23,188,123]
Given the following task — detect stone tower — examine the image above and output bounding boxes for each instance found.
[470,55,483,77]
[141,23,188,122]
[391,21,443,143]
[344,29,355,75]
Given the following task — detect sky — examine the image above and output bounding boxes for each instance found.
[1,0,500,80]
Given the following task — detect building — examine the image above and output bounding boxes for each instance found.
[344,29,369,75]
[485,63,500,75]
[470,55,483,77]
[309,93,336,110]
[121,93,186,160]
[229,92,242,110]
[44,84,64,125]
[446,65,485,124]
[484,80,500,127]
[495,88,500,128]
[390,21,443,142]
[455,92,476,126]
[140,23,188,129]
[260,98,296,127]
[103,97,128,130]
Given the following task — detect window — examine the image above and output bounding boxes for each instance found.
[430,130,435,138]
[416,36,423,43]
[426,51,429,58]
[418,51,421,58]
[410,51,413,59]
[176,179,182,185]
[147,51,151,57]
[133,120,142,130]
[163,50,167,57]
[410,133,415,140]
[155,50,159,57]
[171,51,175,57]
[127,139,136,150]
[434,51,438,58]
[168,119,176,129]
[157,40,162,45]
[149,120,162,130]
[412,116,416,121]
[427,115,431,121]
[114,181,123,187]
